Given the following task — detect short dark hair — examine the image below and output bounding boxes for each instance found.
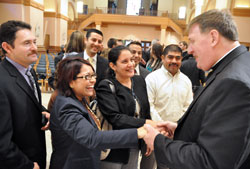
[0,20,31,54]
[180,41,188,48]
[65,30,85,53]
[127,41,142,48]
[107,38,117,48]
[163,44,182,56]
[187,9,238,41]
[152,43,163,59]
[56,57,94,97]
[107,45,131,77]
[86,29,103,39]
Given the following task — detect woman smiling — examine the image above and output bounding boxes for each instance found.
[49,57,147,169]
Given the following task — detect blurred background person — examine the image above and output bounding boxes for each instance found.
[142,39,160,65]
[146,43,163,72]
[179,41,189,61]
[96,46,156,169]
[49,57,147,169]
[127,41,150,79]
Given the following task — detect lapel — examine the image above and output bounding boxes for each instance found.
[2,59,42,110]
[96,55,101,75]
[74,97,98,129]
[177,45,247,125]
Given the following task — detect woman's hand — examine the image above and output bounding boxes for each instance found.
[137,126,147,139]
[145,119,158,128]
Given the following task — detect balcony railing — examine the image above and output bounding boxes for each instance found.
[80,7,181,22]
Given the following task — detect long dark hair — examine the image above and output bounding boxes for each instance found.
[106,45,130,78]
[55,57,94,97]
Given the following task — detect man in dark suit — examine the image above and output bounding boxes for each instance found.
[180,55,205,96]
[84,29,109,87]
[143,9,250,169]
[0,21,49,169]
[127,41,150,79]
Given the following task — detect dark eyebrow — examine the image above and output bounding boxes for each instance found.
[168,55,181,57]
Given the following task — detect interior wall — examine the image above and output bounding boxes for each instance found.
[44,0,56,12]
[0,3,24,23]
[29,6,44,46]
[99,24,181,48]
[100,24,160,48]
[158,0,173,13]
[44,17,57,46]
[61,0,69,16]
[94,0,108,8]
[234,16,250,43]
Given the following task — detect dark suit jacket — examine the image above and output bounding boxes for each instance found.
[96,75,151,164]
[0,59,46,169]
[49,94,138,169]
[154,45,250,169]
[180,57,205,94]
[139,65,150,79]
[95,55,109,87]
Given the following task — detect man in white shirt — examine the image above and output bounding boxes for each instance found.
[145,44,193,123]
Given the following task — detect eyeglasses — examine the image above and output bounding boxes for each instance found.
[167,55,182,61]
[76,74,97,80]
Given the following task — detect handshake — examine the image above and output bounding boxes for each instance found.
[137,120,177,156]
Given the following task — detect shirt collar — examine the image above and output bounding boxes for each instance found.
[210,44,240,71]
[135,64,140,75]
[6,57,30,76]
[84,50,97,61]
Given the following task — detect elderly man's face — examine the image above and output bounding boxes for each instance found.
[188,24,214,71]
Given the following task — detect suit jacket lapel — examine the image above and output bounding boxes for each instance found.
[177,45,247,125]
[2,59,42,110]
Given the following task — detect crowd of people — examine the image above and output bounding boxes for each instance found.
[0,9,250,169]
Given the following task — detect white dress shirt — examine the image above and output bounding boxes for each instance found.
[135,64,140,75]
[145,65,193,122]
[84,50,97,71]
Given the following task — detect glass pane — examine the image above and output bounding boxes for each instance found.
[126,0,141,15]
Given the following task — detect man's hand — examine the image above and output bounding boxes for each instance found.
[33,162,40,169]
[143,124,160,151]
[156,121,177,139]
[41,111,50,130]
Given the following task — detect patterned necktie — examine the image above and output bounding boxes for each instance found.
[26,69,39,101]
[88,57,94,66]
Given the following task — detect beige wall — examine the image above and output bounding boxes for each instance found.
[29,6,44,46]
[58,19,68,46]
[99,24,181,48]
[44,17,57,46]
[94,0,108,8]
[0,3,24,23]
[158,0,173,13]
[234,16,250,43]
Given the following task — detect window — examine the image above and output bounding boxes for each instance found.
[126,0,141,15]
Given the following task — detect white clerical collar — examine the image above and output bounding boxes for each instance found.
[211,43,240,69]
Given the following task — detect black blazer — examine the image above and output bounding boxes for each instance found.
[49,94,138,169]
[139,65,150,79]
[96,75,151,164]
[180,57,205,94]
[154,45,250,169]
[95,55,109,87]
[0,59,46,169]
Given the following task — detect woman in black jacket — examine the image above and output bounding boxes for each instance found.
[96,46,156,169]
[49,57,147,169]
